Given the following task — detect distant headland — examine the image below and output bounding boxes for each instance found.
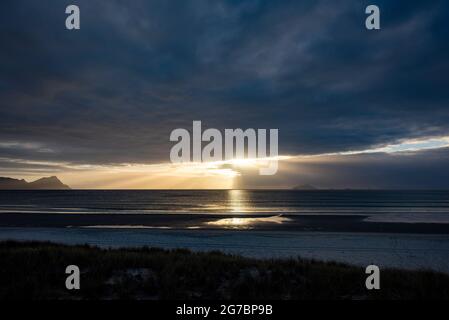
[0,176,70,190]
[292,184,318,190]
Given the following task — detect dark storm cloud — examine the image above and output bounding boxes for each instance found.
[239,147,449,190]
[1,0,448,167]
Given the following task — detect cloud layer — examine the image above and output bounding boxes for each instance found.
[1,0,448,188]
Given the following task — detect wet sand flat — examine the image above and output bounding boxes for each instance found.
[1,212,449,233]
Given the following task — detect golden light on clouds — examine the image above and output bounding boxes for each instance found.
[53,156,290,189]
[3,135,449,189]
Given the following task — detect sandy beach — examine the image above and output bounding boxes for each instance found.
[1,227,449,274]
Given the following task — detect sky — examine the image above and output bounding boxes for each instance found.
[0,0,449,189]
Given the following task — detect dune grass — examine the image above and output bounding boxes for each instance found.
[0,241,448,300]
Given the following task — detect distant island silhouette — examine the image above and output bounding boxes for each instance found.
[0,176,70,190]
[292,184,317,190]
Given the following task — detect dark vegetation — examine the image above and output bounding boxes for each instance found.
[0,241,448,300]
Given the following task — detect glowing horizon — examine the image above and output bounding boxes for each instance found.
[2,135,449,189]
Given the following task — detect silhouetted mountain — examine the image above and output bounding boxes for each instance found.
[292,184,317,190]
[0,176,70,190]
[0,177,29,189]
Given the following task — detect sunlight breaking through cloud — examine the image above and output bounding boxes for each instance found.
[1,136,449,189]
[290,136,449,160]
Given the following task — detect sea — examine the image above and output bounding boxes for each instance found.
[1,190,449,272]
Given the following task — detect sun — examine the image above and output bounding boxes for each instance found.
[227,158,260,167]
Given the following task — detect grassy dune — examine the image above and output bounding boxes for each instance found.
[0,241,448,300]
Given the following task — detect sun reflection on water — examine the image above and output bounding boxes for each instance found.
[206,215,291,230]
[228,189,248,213]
